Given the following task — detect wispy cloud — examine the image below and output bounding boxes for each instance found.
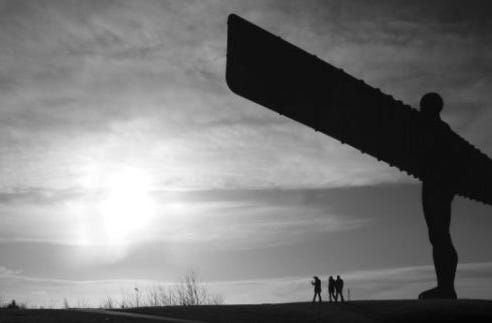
[146,200,368,249]
[0,186,370,251]
[0,0,424,195]
[0,0,489,197]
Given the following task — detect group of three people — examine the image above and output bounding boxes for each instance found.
[311,275,344,303]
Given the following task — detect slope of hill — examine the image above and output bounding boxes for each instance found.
[2,300,492,322]
[124,300,492,322]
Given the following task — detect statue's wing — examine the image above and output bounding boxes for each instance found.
[226,14,492,205]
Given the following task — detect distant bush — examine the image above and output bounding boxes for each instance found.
[170,270,223,306]
[101,296,115,309]
[5,300,26,309]
[102,270,224,309]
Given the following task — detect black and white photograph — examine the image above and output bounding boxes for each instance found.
[0,1,492,322]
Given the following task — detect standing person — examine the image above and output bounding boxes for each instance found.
[418,92,458,300]
[311,276,322,303]
[328,276,335,302]
[335,275,345,302]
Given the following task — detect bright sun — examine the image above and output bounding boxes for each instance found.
[98,168,156,245]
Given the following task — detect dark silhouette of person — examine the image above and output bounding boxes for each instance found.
[418,92,458,300]
[311,276,322,303]
[335,275,344,302]
[328,276,335,302]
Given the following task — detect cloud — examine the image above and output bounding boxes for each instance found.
[0,265,20,277]
[1,0,488,197]
[0,0,448,194]
[0,186,371,250]
[146,199,368,249]
[0,187,82,205]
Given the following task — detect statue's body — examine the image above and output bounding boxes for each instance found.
[226,14,492,299]
[418,93,458,299]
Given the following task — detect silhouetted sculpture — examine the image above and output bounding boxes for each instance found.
[335,275,345,302]
[226,14,492,300]
[328,276,335,302]
[418,93,458,300]
[311,276,322,303]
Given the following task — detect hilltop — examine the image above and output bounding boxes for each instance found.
[2,300,492,322]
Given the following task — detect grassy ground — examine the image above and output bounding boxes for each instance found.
[2,300,492,322]
[122,300,492,322]
[0,308,142,323]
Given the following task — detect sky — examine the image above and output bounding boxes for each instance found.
[0,0,492,307]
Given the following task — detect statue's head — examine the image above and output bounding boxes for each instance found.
[420,92,443,118]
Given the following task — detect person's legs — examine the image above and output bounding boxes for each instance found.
[339,290,345,302]
[420,183,457,299]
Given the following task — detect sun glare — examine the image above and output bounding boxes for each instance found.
[98,168,156,245]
